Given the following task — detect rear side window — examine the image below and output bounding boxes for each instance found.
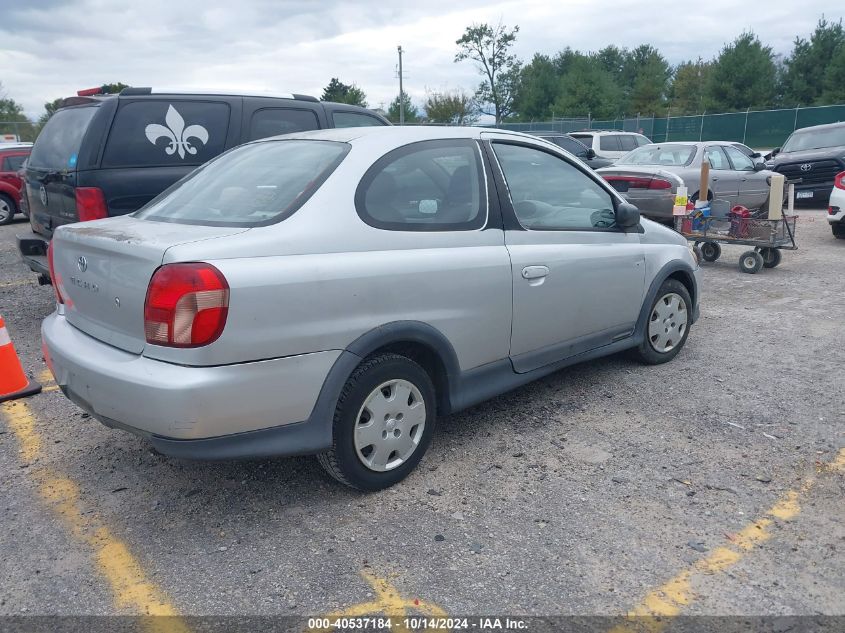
[619,135,637,151]
[102,100,230,168]
[570,134,593,147]
[600,135,622,151]
[134,140,349,227]
[28,106,97,170]
[2,155,26,171]
[249,108,319,140]
[356,139,485,231]
[333,112,387,128]
[635,135,650,146]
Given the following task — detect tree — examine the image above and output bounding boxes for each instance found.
[705,32,776,111]
[320,78,368,107]
[552,57,622,119]
[622,45,671,115]
[781,17,845,105]
[0,83,36,141]
[822,43,845,102]
[100,82,130,94]
[39,98,65,126]
[669,59,712,115]
[387,93,419,124]
[455,22,521,124]
[512,54,559,120]
[424,90,477,125]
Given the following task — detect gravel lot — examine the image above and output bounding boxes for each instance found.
[1,210,843,620]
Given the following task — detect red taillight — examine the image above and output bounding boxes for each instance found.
[144,263,229,348]
[834,171,845,190]
[603,176,673,190]
[46,243,64,304]
[75,187,109,221]
[76,87,102,96]
[830,206,840,215]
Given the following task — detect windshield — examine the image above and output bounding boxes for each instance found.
[782,126,845,152]
[134,140,349,227]
[616,144,697,166]
[28,106,98,170]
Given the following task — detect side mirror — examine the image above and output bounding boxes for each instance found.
[751,151,761,158]
[771,147,780,157]
[585,148,596,159]
[615,202,640,229]
[753,162,766,172]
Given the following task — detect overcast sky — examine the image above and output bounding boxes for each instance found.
[0,0,839,119]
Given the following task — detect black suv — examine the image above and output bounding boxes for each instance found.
[767,121,845,205]
[18,87,389,281]
[527,131,614,169]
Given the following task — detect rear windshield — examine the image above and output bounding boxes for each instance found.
[617,144,697,166]
[28,106,97,170]
[782,126,845,152]
[134,140,349,227]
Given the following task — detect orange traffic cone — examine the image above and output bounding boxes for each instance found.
[0,314,41,403]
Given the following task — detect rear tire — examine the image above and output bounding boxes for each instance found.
[317,353,436,491]
[759,247,781,268]
[0,194,16,225]
[630,279,692,365]
[700,241,721,262]
[833,223,845,239]
[739,250,764,274]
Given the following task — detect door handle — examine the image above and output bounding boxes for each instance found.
[522,265,549,280]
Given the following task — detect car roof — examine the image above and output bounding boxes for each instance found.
[790,121,845,133]
[0,143,32,152]
[572,130,644,135]
[253,126,541,145]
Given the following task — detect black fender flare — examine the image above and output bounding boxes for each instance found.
[634,262,699,343]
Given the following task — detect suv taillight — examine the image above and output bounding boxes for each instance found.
[75,187,108,221]
[144,263,229,348]
[834,172,845,190]
[46,243,64,304]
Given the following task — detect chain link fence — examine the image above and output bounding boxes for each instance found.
[0,120,38,143]
[496,104,845,150]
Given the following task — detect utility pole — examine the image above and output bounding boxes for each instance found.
[397,45,405,125]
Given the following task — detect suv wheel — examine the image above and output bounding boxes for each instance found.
[317,353,436,491]
[833,223,845,239]
[630,279,692,365]
[0,194,16,225]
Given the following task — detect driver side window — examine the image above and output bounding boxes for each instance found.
[492,142,616,230]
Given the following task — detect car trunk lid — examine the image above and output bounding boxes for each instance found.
[52,215,246,353]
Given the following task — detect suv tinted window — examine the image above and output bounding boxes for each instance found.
[135,140,348,227]
[2,155,26,171]
[28,106,97,170]
[356,139,485,231]
[600,135,622,151]
[333,112,386,128]
[557,137,588,156]
[102,100,230,168]
[619,135,637,151]
[249,108,319,140]
[493,142,616,230]
[570,134,593,147]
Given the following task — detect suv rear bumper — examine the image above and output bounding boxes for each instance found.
[42,311,340,458]
[17,231,50,277]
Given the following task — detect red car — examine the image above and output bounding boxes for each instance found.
[0,143,32,225]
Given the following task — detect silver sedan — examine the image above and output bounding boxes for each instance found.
[597,141,775,220]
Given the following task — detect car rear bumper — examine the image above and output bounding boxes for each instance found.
[17,231,50,277]
[42,312,341,457]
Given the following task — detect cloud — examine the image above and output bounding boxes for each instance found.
[0,0,837,118]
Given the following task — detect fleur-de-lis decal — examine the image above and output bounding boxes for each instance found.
[144,105,209,159]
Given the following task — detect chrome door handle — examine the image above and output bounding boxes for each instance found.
[522,265,549,280]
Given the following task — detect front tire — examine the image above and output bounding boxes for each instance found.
[317,353,436,491]
[739,250,764,274]
[0,194,16,225]
[630,279,692,365]
[700,241,721,262]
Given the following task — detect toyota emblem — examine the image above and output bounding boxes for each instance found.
[39,185,48,206]
[77,256,88,272]
[800,163,812,172]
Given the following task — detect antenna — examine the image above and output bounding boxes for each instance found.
[397,45,405,125]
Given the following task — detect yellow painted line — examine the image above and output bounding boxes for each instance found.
[317,570,447,633]
[0,279,35,289]
[609,448,845,633]
[38,368,54,384]
[1,400,190,631]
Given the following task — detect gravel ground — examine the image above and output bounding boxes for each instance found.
[0,210,843,619]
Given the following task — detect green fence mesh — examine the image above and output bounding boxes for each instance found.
[497,104,845,149]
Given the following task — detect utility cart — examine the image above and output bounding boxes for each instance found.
[674,208,798,274]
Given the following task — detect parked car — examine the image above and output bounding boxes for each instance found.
[42,126,701,490]
[828,171,845,239]
[569,130,651,161]
[765,121,845,205]
[597,141,772,221]
[0,142,32,225]
[526,131,614,169]
[18,87,389,282]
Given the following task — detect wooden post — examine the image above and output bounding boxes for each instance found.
[769,173,785,219]
[698,158,710,203]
